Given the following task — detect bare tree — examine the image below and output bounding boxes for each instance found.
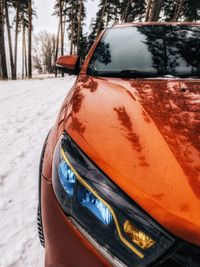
[33,31,56,74]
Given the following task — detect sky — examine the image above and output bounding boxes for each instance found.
[33,0,99,34]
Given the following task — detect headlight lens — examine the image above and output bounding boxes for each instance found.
[78,184,113,225]
[58,160,76,197]
[52,133,175,267]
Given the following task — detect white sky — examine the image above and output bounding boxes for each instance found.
[33,0,99,34]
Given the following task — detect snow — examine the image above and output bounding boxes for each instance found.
[0,76,76,267]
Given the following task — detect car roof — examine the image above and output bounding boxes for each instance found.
[110,22,200,29]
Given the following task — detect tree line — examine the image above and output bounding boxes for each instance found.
[0,0,200,80]
[54,0,200,68]
[0,0,34,80]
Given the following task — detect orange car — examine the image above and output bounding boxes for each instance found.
[38,23,200,267]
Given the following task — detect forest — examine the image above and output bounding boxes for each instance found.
[0,0,200,80]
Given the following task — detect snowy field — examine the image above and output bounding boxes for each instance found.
[0,76,76,267]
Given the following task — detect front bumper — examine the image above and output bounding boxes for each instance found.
[41,175,200,267]
[41,175,111,267]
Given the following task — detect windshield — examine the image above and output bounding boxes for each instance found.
[87,25,200,78]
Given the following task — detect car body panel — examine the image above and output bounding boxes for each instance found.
[56,55,80,71]
[41,22,200,266]
[55,75,200,246]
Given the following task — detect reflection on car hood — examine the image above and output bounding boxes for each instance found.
[63,76,200,246]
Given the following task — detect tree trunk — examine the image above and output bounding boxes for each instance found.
[0,0,8,80]
[77,0,83,55]
[173,0,184,21]
[59,0,64,56]
[24,33,28,78]
[149,0,163,21]
[97,0,108,36]
[59,0,64,77]
[5,0,15,79]
[123,0,132,22]
[22,10,25,79]
[62,1,67,51]
[14,0,20,79]
[55,21,60,77]
[70,12,74,55]
[145,0,153,21]
[28,0,32,78]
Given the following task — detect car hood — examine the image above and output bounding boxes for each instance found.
[64,76,200,245]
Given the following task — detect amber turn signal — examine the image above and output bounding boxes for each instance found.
[123,220,155,250]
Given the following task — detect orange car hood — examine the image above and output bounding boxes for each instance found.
[64,76,200,245]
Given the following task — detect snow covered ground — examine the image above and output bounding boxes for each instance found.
[0,76,76,267]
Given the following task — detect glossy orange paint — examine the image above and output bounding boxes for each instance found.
[41,22,200,266]
[56,55,79,71]
[60,76,200,246]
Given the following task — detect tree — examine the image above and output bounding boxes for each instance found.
[162,0,200,21]
[0,0,8,79]
[4,0,15,79]
[54,0,87,62]
[87,0,146,52]
[13,0,20,78]
[148,0,164,21]
[178,0,200,21]
[11,0,29,78]
[4,0,33,79]
[33,31,56,74]
[120,0,146,22]
[145,0,153,21]
[87,0,110,51]
[28,0,32,78]
[19,0,30,79]
[63,0,86,56]
[77,0,83,55]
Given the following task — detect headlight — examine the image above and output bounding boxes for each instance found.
[52,133,175,267]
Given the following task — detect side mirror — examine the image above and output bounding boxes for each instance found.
[56,55,80,75]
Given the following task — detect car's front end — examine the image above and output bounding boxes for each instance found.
[38,22,200,267]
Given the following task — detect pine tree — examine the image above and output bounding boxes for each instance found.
[162,0,183,21]
[28,0,32,78]
[87,0,114,52]
[179,0,200,21]
[148,0,164,21]
[5,0,15,79]
[64,0,86,56]
[121,0,146,22]
[53,0,87,62]
[87,0,147,53]
[4,0,34,79]
[0,0,8,79]
[162,0,200,21]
